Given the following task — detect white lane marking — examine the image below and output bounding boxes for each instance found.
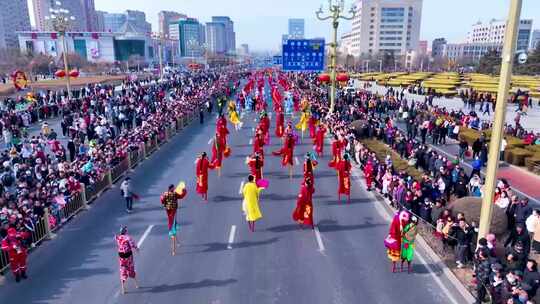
[208,138,212,145]
[252,127,255,132]
[314,226,325,252]
[227,225,237,250]
[137,225,154,248]
[351,166,464,304]
[295,156,299,166]
[194,159,197,164]
[414,247,460,304]
[238,181,245,195]
[249,138,253,145]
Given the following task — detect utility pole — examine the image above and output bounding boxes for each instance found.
[478,0,522,241]
[316,0,356,113]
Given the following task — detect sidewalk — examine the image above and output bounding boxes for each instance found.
[394,120,540,204]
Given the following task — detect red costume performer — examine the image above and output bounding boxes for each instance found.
[253,129,265,157]
[259,113,270,144]
[364,160,374,191]
[275,111,285,138]
[247,153,264,181]
[1,228,29,282]
[292,177,315,228]
[195,152,215,200]
[273,133,295,167]
[210,134,226,168]
[328,136,344,168]
[337,155,352,203]
[303,154,318,187]
[216,115,230,147]
[313,124,326,157]
[308,115,318,139]
[386,211,410,272]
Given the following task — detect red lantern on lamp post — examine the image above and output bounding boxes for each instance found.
[55,70,66,78]
[318,73,330,83]
[336,72,350,86]
[69,69,79,78]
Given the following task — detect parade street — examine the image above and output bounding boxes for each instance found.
[0,110,469,304]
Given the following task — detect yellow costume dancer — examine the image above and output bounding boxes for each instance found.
[242,175,263,231]
[228,101,241,130]
[295,98,310,135]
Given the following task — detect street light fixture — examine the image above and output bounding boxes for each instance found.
[151,32,166,80]
[45,1,75,99]
[316,0,356,113]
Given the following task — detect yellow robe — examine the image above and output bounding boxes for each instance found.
[242,182,262,221]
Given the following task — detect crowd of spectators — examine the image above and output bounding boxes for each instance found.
[0,69,240,249]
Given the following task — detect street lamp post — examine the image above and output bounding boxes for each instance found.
[477,0,523,241]
[316,0,356,113]
[378,59,383,73]
[152,32,165,80]
[45,1,75,99]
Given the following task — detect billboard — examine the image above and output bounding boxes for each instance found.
[282,39,325,71]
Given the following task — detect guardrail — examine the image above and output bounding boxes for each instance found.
[1,108,194,276]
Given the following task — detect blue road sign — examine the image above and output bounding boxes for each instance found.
[273,55,283,65]
[282,39,325,71]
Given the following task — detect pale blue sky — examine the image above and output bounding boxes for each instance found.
[30,0,540,51]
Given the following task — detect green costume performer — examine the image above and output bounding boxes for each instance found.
[401,216,418,273]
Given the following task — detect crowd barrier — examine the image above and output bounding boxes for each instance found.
[1,107,200,275]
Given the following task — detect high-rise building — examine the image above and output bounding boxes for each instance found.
[103,13,127,33]
[288,18,305,39]
[126,10,152,34]
[0,0,31,49]
[211,16,236,54]
[338,31,355,55]
[431,38,446,58]
[467,19,533,52]
[94,11,106,32]
[240,44,249,55]
[171,18,204,57]
[158,11,186,37]
[33,0,88,31]
[418,40,427,54]
[531,30,540,50]
[81,0,97,31]
[206,22,226,54]
[349,0,423,57]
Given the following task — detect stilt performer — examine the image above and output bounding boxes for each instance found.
[259,112,270,145]
[337,153,352,203]
[160,184,187,255]
[1,228,29,282]
[303,152,318,187]
[228,100,242,131]
[196,152,215,201]
[292,176,315,229]
[272,132,295,179]
[247,152,264,181]
[313,123,327,157]
[115,226,139,294]
[328,135,345,168]
[385,210,410,273]
[364,160,374,191]
[295,98,310,139]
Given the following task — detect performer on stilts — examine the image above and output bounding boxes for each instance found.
[115,226,139,294]
[313,123,327,157]
[228,100,242,131]
[303,152,318,187]
[272,132,295,179]
[247,152,264,181]
[337,153,352,203]
[160,184,187,256]
[1,228,30,282]
[292,176,315,229]
[196,152,215,201]
[259,112,270,145]
[328,135,344,168]
[364,160,374,191]
[385,210,410,273]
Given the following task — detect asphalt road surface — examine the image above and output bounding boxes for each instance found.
[0,109,471,304]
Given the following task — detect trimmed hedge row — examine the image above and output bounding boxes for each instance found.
[362,139,425,181]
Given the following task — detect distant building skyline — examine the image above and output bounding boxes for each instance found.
[0,0,31,49]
